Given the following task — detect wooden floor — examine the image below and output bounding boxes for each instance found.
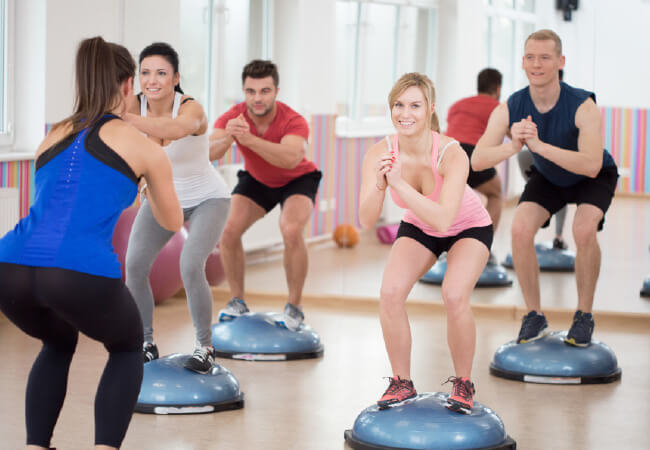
[0,196,648,449]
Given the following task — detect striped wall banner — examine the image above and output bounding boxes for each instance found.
[601,106,649,194]
[0,160,35,218]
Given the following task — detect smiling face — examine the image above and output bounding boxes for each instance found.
[139,55,179,101]
[391,85,433,136]
[243,76,278,118]
[522,39,565,88]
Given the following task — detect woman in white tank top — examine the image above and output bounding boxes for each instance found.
[124,42,230,374]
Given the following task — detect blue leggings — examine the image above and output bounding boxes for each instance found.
[0,263,143,448]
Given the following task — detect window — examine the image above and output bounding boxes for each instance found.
[0,0,13,149]
[178,0,272,124]
[485,0,537,98]
[336,0,438,136]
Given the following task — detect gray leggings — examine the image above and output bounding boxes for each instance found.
[517,148,567,236]
[125,197,230,347]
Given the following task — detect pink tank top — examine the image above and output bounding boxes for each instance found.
[388,131,492,237]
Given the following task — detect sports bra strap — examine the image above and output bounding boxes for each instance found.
[437,139,459,168]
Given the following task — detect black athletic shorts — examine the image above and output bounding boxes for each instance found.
[233,169,322,212]
[518,164,619,231]
[396,221,493,258]
[461,142,498,188]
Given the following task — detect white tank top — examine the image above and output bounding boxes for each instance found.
[141,92,230,208]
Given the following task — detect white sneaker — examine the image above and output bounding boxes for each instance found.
[275,303,304,331]
[218,297,249,322]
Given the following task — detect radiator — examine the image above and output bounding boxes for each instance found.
[0,188,20,236]
[216,164,283,252]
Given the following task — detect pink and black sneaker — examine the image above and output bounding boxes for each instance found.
[444,376,475,414]
[377,376,417,409]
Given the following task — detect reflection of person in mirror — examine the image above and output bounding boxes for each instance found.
[124,42,231,374]
[359,72,493,415]
[210,60,321,332]
[472,29,618,347]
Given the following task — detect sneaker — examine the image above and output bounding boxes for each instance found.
[218,297,249,322]
[184,345,216,374]
[275,303,305,331]
[517,311,549,343]
[444,376,475,414]
[143,342,159,363]
[564,310,594,347]
[553,237,568,250]
[377,376,417,409]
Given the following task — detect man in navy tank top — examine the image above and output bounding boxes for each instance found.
[471,29,618,347]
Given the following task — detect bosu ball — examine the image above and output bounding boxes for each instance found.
[135,353,244,414]
[503,242,575,272]
[420,253,512,287]
[490,331,621,384]
[211,312,324,361]
[344,392,516,450]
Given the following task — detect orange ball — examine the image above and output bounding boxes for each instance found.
[333,224,360,248]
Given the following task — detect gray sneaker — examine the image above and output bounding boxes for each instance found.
[218,297,249,322]
[276,303,304,331]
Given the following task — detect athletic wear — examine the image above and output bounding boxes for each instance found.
[565,310,594,347]
[460,143,498,188]
[377,376,417,409]
[446,94,499,146]
[143,342,159,363]
[444,376,475,414]
[388,132,492,237]
[517,311,549,344]
[128,95,231,348]
[0,115,137,278]
[275,303,304,331]
[214,101,315,187]
[507,82,616,188]
[396,221,493,258]
[141,93,230,208]
[126,198,230,347]
[184,345,216,374]
[519,165,618,231]
[232,169,322,212]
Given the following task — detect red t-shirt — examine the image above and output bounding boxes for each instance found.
[446,95,500,146]
[214,101,316,187]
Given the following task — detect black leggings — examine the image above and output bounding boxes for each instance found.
[0,263,143,448]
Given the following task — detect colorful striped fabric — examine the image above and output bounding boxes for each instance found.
[0,160,35,218]
[601,107,649,194]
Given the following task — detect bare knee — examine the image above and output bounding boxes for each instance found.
[380,285,407,317]
[220,223,244,249]
[511,217,536,244]
[572,221,598,248]
[441,287,468,317]
[280,221,304,247]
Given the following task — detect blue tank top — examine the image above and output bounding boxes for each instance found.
[0,115,138,278]
[507,82,615,187]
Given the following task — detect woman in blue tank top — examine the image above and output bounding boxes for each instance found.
[0,37,182,449]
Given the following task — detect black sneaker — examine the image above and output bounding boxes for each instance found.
[184,346,216,374]
[487,252,498,266]
[143,342,159,363]
[564,310,594,347]
[553,237,568,250]
[517,311,549,343]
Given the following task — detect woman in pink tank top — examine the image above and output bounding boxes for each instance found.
[359,73,493,414]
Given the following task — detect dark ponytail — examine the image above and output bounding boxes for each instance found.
[139,42,184,94]
[53,36,135,134]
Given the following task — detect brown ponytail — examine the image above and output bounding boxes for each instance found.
[52,36,135,134]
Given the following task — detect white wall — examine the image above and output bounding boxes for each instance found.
[14,0,45,153]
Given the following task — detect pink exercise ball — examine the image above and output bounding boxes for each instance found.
[205,246,225,286]
[113,205,185,304]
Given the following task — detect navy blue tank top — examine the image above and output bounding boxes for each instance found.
[507,82,615,187]
[0,115,138,278]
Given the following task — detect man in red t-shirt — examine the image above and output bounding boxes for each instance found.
[210,60,321,331]
[446,68,502,263]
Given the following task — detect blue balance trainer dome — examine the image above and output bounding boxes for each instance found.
[211,312,324,361]
[135,353,244,414]
[503,242,575,272]
[420,254,512,287]
[345,392,516,450]
[640,276,650,297]
[490,331,621,384]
